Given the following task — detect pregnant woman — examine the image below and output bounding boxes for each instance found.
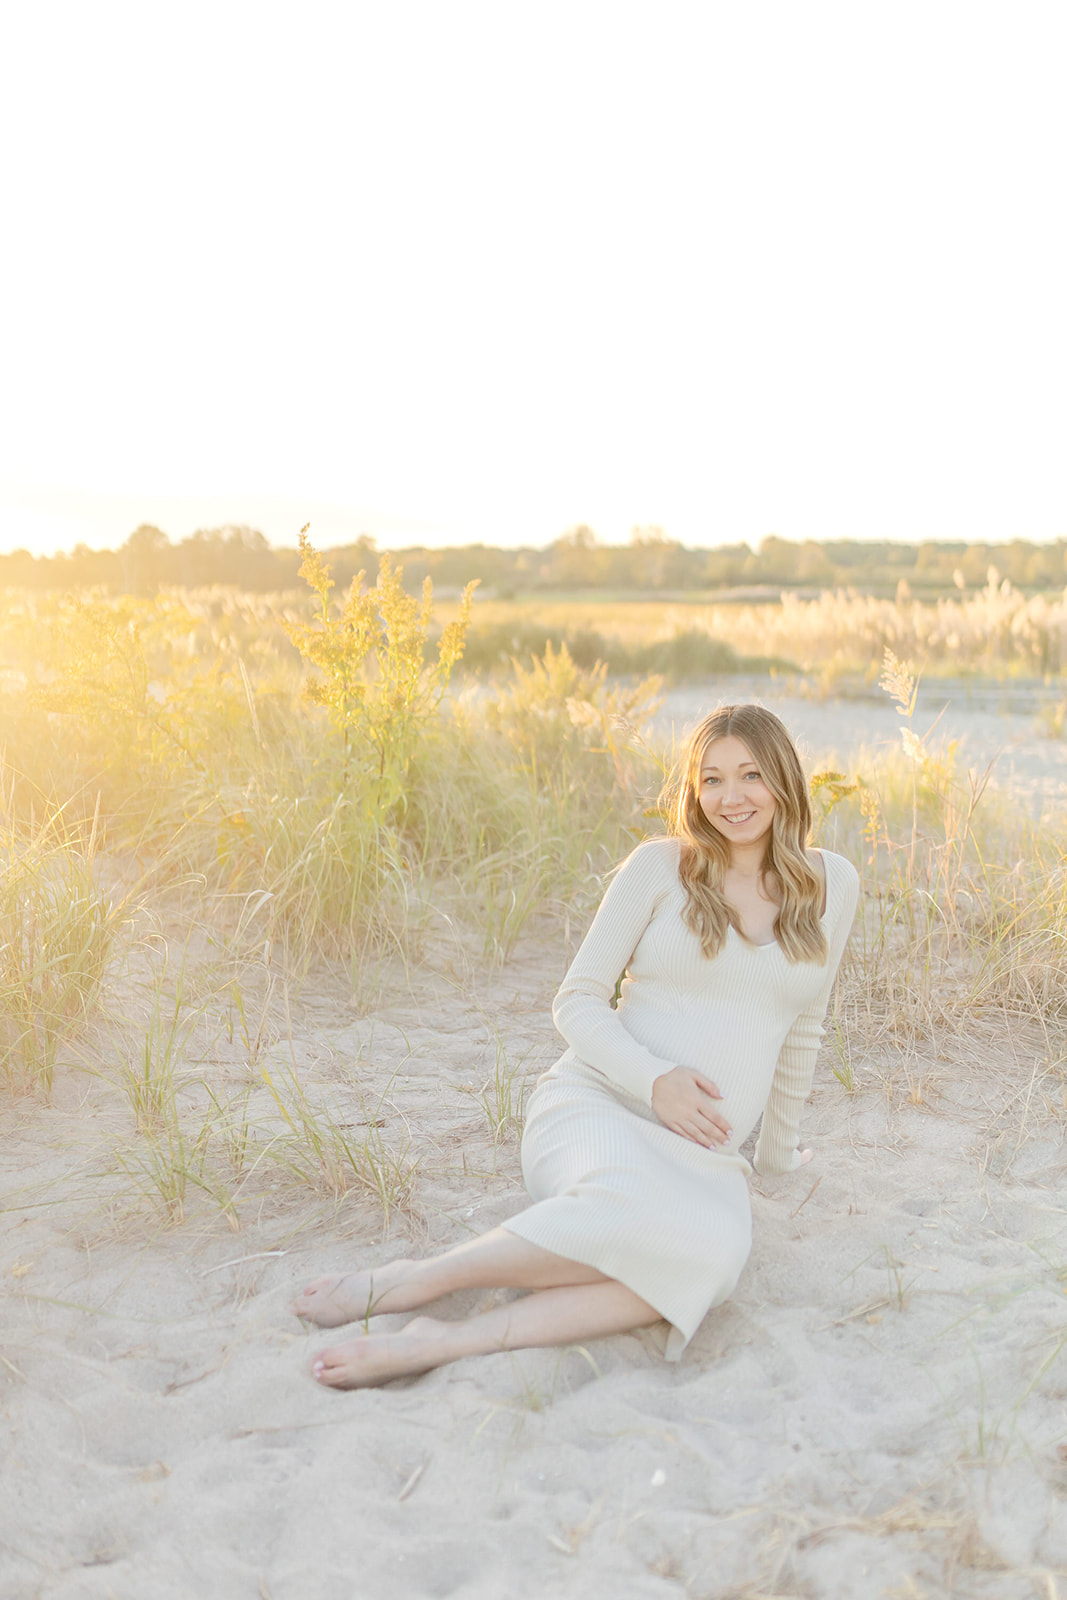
[294,703,859,1386]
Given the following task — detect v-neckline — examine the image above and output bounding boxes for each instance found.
[729,850,831,949]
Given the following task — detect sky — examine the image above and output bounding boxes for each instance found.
[1,1,1065,557]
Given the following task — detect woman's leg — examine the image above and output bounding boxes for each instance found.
[293,1227,609,1327]
[312,1278,661,1389]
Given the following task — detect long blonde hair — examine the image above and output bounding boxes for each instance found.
[664,704,827,964]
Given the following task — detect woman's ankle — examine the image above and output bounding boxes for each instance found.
[363,1258,411,1307]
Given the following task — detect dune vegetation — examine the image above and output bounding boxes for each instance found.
[5,541,1067,1592]
[0,540,1063,1213]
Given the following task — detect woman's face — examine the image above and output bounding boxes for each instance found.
[697,735,777,851]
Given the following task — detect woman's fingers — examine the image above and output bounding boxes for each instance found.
[676,1113,731,1147]
[693,1075,731,1136]
[659,1072,733,1146]
[693,1102,732,1142]
[666,1114,710,1146]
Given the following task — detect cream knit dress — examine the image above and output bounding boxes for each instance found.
[502,838,859,1359]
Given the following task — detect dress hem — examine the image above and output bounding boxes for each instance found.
[499,1210,691,1362]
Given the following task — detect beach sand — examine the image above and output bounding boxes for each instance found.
[4,904,1067,1600]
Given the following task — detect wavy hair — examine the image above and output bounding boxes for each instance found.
[663,704,827,964]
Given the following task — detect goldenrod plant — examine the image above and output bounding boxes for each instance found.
[284,526,477,805]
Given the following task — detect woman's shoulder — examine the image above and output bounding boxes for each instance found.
[623,834,682,869]
[812,846,859,884]
[594,836,681,917]
[809,848,860,915]
[614,835,682,886]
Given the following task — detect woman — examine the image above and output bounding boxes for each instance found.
[294,704,859,1386]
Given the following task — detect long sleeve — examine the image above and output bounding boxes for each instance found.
[552,841,680,1106]
[753,857,860,1177]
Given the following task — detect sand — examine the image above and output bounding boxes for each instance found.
[4,679,1067,1598]
[3,920,1067,1600]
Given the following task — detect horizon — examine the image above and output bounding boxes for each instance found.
[10,482,1065,563]
[6,507,1067,567]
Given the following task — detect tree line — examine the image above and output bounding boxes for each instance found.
[4,522,1067,596]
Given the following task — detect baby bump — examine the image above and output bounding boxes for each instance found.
[520,1071,747,1201]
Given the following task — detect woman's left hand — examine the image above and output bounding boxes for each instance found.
[798,1148,814,1165]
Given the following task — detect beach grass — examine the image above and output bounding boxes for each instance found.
[1,555,1065,1228]
[5,566,1067,1595]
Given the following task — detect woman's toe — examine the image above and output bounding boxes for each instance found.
[308,1330,440,1390]
[293,1277,325,1308]
[292,1275,347,1324]
[311,1344,350,1385]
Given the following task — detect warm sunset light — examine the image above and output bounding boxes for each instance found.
[2,2,1065,554]
[7,8,1067,1591]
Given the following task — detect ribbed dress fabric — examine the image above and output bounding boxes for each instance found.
[502,838,859,1359]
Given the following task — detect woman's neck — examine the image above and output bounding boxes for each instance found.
[724,841,767,878]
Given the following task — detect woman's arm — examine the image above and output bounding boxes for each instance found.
[753,855,860,1177]
[552,840,681,1106]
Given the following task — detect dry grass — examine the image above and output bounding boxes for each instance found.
[3,582,1067,1600]
[0,562,1065,1230]
[433,570,1067,679]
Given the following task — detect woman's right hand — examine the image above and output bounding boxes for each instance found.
[651,1067,732,1148]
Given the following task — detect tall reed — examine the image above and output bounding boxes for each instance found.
[0,806,120,1093]
[2,579,1065,1131]
[811,649,1067,1104]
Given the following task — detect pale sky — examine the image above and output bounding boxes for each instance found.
[1,1,1065,557]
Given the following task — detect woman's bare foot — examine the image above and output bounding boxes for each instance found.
[292,1265,407,1327]
[311,1316,451,1389]
[292,1272,371,1327]
[295,1231,615,1331]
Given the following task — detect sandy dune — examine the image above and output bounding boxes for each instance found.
[4,898,1067,1600]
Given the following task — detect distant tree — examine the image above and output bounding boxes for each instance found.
[7,523,1067,598]
[959,544,992,586]
[702,543,751,586]
[914,542,956,586]
[66,543,113,586]
[541,526,609,587]
[1001,539,1035,586]
[628,526,689,589]
[0,549,39,587]
[325,534,381,590]
[121,525,171,593]
[172,525,285,588]
[795,541,835,585]
[756,536,804,584]
[823,540,873,570]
